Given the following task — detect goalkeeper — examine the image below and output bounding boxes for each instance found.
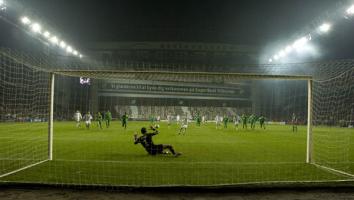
[134,126,181,157]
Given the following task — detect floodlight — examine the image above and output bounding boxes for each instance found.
[50,36,59,44]
[79,54,83,58]
[66,46,73,53]
[292,37,309,49]
[319,23,331,33]
[285,46,293,53]
[21,17,31,25]
[43,31,51,38]
[273,54,279,60]
[268,58,273,63]
[31,23,42,33]
[0,0,6,10]
[60,41,67,49]
[73,50,78,56]
[347,5,354,15]
[279,50,286,57]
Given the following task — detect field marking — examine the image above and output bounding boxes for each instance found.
[51,159,305,165]
[0,159,48,179]
[313,163,354,179]
[1,179,353,188]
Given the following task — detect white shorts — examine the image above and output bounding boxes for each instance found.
[182,125,188,128]
[85,121,91,125]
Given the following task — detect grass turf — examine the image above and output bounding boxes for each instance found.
[0,121,353,186]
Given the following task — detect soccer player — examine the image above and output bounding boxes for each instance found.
[121,112,128,130]
[167,114,172,128]
[74,110,82,128]
[104,110,112,128]
[176,114,180,125]
[202,115,206,124]
[196,113,201,126]
[292,113,298,132]
[134,126,181,157]
[223,116,229,128]
[249,115,257,130]
[234,115,240,129]
[83,112,93,129]
[97,112,103,129]
[149,115,155,125]
[259,116,266,129]
[215,115,221,129]
[241,114,248,129]
[179,117,188,135]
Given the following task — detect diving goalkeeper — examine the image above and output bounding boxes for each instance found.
[134,126,181,157]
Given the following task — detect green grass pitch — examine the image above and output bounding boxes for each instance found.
[0,121,353,186]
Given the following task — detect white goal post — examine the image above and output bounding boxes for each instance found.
[48,71,315,163]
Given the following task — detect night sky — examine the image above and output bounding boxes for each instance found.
[4,0,354,60]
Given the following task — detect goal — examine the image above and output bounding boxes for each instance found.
[0,48,353,186]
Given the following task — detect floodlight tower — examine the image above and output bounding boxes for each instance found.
[0,0,6,10]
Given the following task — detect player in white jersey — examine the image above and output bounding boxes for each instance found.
[176,115,181,125]
[202,115,206,124]
[215,115,221,129]
[179,117,188,135]
[234,115,240,129]
[167,114,172,128]
[74,110,83,128]
[83,112,93,129]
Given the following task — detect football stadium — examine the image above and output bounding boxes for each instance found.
[0,0,354,192]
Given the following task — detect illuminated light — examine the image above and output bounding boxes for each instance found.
[0,0,6,10]
[285,46,293,53]
[292,37,309,49]
[347,5,354,15]
[279,50,286,57]
[73,50,78,56]
[60,41,67,49]
[268,58,273,63]
[50,36,59,44]
[273,55,279,60]
[319,23,331,33]
[21,16,31,25]
[31,23,42,33]
[43,31,51,38]
[79,54,83,58]
[66,46,73,53]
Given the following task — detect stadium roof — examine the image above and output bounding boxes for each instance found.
[3,0,354,62]
[17,0,345,44]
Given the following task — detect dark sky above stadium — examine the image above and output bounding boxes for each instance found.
[19,0,347,43]
[8,0,354,59]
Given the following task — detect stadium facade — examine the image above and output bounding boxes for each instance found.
[50,41,307,121]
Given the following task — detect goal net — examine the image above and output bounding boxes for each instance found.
[0,49,49,178]
[0,48,353,187]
